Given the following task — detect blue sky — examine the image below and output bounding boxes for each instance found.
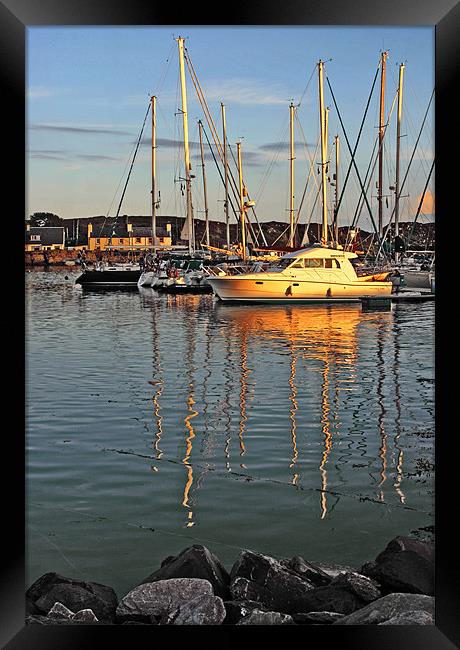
[27,26,434,230]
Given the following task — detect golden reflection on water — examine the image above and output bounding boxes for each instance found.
[147,300,409,521]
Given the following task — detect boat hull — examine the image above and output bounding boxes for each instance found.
[75,269,141,287]
[208,276,393,302]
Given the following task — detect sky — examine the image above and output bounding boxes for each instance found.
[27,26,435,231]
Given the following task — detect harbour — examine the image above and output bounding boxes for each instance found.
[24,24,436,630]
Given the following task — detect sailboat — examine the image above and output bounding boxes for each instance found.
[207,60,394,303]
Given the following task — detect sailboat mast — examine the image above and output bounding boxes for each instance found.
[221,102,230,250]
[177,37,194,254]
[289,102,295,248]
[378,51,388,239]
[236,141,247,261]
[198,120,210,248]
[318,60,328,246]
[333,135,340,245]
[394,62,405,264]
[151,95,157,255]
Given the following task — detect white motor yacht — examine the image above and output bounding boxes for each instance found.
[207,244,394,303]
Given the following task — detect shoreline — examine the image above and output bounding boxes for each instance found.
[26,534,434,626]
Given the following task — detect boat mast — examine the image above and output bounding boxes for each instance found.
[289,101,295,248]
[198,120,210,248]
[394,62,405,264]
[151,94,157,255]
[236,141,247,261]
[333,135,340,246]
[221,102,230,250]
[378,51,388,239]
[318,60,328,246]
[177,37,194,254]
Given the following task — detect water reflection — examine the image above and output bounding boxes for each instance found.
[146,300,418,522]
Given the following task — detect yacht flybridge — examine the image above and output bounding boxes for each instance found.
[207,244,393,302]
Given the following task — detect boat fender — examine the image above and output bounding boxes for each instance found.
[326,288,332,297]
[285,285,293,296]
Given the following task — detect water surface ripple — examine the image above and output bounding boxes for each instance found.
[26,270,434,595]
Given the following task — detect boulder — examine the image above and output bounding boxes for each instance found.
[236,610,295,625]
[290,585,366,616]
[281,556,332,587]
[26,615,102,625]
[330,571,381,602]
[47,602,74,620]
[27,572,118,622]
[361,536,434,596]
[116,578,213,624]
[73,608,99,622]
[293,611,344,625]
[140,545,230,599]
[223,600,266,625]
[169,594,226,625]
[229,550,315,614]
[333,593,435,625]
[379,610,434,625]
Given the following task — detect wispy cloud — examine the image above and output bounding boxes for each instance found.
[203,78,290,106]
[29,123,133,136]
[27,86,61,99]
[259,140,311,152]
[28,149,119,163]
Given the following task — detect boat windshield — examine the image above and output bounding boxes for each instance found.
[270,258,295,270]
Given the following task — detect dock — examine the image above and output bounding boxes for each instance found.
[361,290,435,311]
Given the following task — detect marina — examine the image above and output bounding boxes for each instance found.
[24,25,436,629]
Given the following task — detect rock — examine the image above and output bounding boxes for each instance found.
[27,572,118,622]
[169,594,226,625]
[291,585,366,616]
[47,602,74,619]
[293,611,344,625]
[140,545,230,599]
[26,615,102,625]
[229,550,315,614]
[116,578,214,624]
[73,608,99,622]
[25,598,41,615]
[361,536,434,596]
[330,571,381,602]
[223,600,266,625]
[333,593,435,625]
[237,610,295,625]
[315,563,356,579]
[281,556,332,587]
[379,610,434,625]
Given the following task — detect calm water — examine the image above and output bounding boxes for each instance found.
[26,269,435,596]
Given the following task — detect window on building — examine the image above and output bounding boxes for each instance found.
[119,239,124,244]
[30,234,40,241]
[159,238,164,243]
[148,238,152,244]
[136,238,141,243]
[96,238,100,244]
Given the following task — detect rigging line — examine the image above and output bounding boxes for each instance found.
[292,129,320,228]
[114,102,151,219]
[347,89,398,246]
[227,143,262,246]
[375,87,435,259]
[326,65,387,256]
[298,64,318,107]
[184,49,265,246]
[407,158,435,246]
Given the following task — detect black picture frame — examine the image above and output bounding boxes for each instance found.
[4,0,458,647]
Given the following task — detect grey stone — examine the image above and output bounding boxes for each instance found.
[223,600,266,624]
[330,571,381,602]
[28,572,118,622]
[281,556,331,587]
[293,611,344,624]
[73,608,99,622]
[291,585,366,615]
[333,593,435,625]
[237,610,295,625]
[47,602,74,619]
[379,610,434,625]
[361,536,434,596]
[116,578,214,624]
[140,545,230,599]
[229,550,315,614]
[170,593,226,625]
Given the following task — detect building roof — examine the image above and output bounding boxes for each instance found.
[25,226,64,245]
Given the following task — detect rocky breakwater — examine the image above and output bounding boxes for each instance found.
[25,535,434,626]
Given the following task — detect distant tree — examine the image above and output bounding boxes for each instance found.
[28,212,63,227]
